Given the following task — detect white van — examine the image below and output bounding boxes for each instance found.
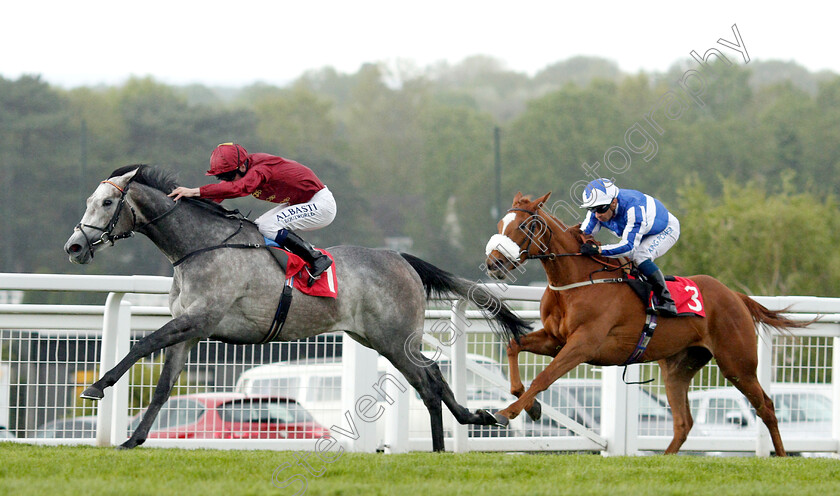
[234,353,523,446]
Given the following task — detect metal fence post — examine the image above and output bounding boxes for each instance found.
[451,299,468,452]
[95,292,125,447]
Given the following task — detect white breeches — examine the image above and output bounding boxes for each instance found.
[255,187,337,239]
[632,214,680,265]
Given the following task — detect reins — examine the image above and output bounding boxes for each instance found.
[171,218,265,267]
[499,204,639,292]
[78,175,266,265]
[506,206,627,276]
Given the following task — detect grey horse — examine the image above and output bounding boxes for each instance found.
[64,164,529,451]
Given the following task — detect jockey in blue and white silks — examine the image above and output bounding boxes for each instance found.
[578,178,680,316]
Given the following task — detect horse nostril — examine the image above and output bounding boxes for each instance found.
[68,244,82,254]
[485,258,505,273]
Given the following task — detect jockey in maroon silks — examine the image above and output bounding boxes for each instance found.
[169,143,336,285]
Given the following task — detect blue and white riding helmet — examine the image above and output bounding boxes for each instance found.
[580,178,619,209]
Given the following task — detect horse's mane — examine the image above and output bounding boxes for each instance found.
[566,223,595,244]
[108,164,248,220]
[109,164,178,193]
[512,194,592,244]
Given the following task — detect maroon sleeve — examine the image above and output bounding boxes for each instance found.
[198,168,268,200]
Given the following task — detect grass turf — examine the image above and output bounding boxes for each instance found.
[1,443,838,496]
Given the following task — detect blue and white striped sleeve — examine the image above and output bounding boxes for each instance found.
[600,205,644,257]
[580,211,600,236]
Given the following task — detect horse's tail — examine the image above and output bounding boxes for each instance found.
[400,253,531,344]
[736,292,819,331]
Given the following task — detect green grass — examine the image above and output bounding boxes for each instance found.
[1,443,838,496]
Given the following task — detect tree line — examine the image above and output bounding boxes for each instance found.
[2,55,839,298]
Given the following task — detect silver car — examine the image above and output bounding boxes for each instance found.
[687,383,832,455]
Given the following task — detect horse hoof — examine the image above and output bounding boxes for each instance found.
[475,409,497,425]
[526,400,542,422]
[492,413,510,428]
[119,437,144,449]
[80,386,104,401]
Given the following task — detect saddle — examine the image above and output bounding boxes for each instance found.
[266,246,337,298]
[625,273,706,318]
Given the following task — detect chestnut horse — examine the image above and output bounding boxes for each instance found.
[484,192,814,456]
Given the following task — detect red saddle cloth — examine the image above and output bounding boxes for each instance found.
[273,248,338,298]
[666,276,706,317]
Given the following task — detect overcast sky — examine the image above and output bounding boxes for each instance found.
[3,1,837,88]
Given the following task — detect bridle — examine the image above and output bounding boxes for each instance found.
[74,178,179,257]
[505,207,579,262]
[499,206,628,278]
[74,174,264,265]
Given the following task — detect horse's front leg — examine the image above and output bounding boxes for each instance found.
[506,328,563,421]
[494,337,590,426]
[121,338,199,449]
[81,314,215,401]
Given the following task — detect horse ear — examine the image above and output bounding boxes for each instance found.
[113,167,140,188]
[513,191,523,204]
[535,192,552,208]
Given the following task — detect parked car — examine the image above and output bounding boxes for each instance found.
[234,353,524,443]
[520,379,673,437]
[129,393,329,440]
[35,415,98,438]
[687,384,832,441]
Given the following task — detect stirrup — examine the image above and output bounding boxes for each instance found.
[305,257,332,287]
[305,267,321,287]
[654,299,678,317]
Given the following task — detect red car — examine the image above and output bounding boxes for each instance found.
[129,393,330,440]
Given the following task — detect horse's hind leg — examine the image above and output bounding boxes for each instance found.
[715,350,786,456]
[404,357,501,440]
[659,347,712,454]
[121,338,199,449]
[376,336,493,451]
[430,362,497,427]
[381,351,447,451]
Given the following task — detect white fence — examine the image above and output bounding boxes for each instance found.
[1,272,839,456]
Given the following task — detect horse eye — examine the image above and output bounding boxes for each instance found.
[103,199,113,207]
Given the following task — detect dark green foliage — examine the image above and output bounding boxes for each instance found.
[2,58,838,295]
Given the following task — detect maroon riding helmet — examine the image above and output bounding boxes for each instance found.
[206,143,248,176]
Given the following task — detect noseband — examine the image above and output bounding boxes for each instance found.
[74,178,179,257]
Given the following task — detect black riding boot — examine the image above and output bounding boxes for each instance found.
[280,231,332,286]
[645,269,678,317]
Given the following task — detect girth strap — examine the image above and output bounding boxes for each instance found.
[623,312,658,365]
[261,276,295,344]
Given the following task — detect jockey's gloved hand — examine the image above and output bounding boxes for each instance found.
[580,242,600,256]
